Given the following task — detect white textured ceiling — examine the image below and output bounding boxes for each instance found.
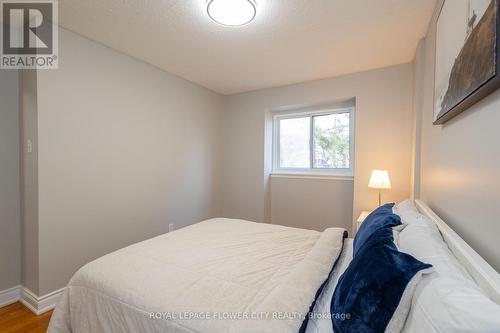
[59,0,436,95]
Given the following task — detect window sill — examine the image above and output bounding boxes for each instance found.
[270,172,354,181]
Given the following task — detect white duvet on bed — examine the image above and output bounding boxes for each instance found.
[305,239,353,333]
[48,218,346,333]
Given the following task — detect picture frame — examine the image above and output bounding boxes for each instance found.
[434,0,500,125]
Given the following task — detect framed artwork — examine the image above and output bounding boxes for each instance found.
[434,0,500,124]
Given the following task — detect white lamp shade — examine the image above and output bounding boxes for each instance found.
[368,170,391,189]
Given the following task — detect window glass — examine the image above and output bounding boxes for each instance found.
[279,117,310,168]
[313,113,350,169]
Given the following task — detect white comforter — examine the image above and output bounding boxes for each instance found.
[48,218,346,333]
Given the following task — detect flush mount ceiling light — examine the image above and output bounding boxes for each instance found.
[207,0,257,26]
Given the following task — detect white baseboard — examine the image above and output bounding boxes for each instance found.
[0,285,64,314]
[21,287,65,315]
[20,287,65,315]
[0,285,21,307]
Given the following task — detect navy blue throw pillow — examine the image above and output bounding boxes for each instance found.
[353,203,401,256]
[331,228,432,333]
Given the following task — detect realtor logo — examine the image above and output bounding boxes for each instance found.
[1,0,58,69]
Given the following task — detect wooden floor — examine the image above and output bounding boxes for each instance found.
[0,302,52,333]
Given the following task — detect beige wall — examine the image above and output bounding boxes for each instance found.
[19,70,40,294]
[222,64,414,230]
[24,28,224,295]
[0,70,21,291]
[415,0,500,271]
[411,41,426,199]
[270,177,353,233]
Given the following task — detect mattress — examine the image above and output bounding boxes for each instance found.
[48,218,347,333]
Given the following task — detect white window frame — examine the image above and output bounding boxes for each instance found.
[272,107,355,177]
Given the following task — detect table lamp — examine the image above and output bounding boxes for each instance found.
[368,170,391,206]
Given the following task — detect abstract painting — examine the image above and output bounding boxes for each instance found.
[434,0,500,124]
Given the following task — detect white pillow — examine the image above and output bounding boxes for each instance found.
[393,200,423,225]
[398,214,500,332]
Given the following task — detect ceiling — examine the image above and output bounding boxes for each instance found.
[59,0,436,95]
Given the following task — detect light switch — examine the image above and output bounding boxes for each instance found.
[27,139,33,153]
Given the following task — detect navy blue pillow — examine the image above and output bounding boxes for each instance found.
[331,227,432,333]
[353,203,401,256]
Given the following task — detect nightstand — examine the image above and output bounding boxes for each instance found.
[356,211,372,233]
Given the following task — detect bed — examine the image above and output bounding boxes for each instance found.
[47,200,500,333]
[47,217,347,333]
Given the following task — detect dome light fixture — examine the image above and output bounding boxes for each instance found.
[207,0,257,26]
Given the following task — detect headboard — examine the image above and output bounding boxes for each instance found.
[415,200,500,305]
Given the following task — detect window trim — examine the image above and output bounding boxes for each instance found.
[272,107,355,177]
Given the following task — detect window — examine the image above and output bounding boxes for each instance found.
[273,107,354,176]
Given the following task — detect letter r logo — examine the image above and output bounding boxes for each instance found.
[2,1,53,54]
